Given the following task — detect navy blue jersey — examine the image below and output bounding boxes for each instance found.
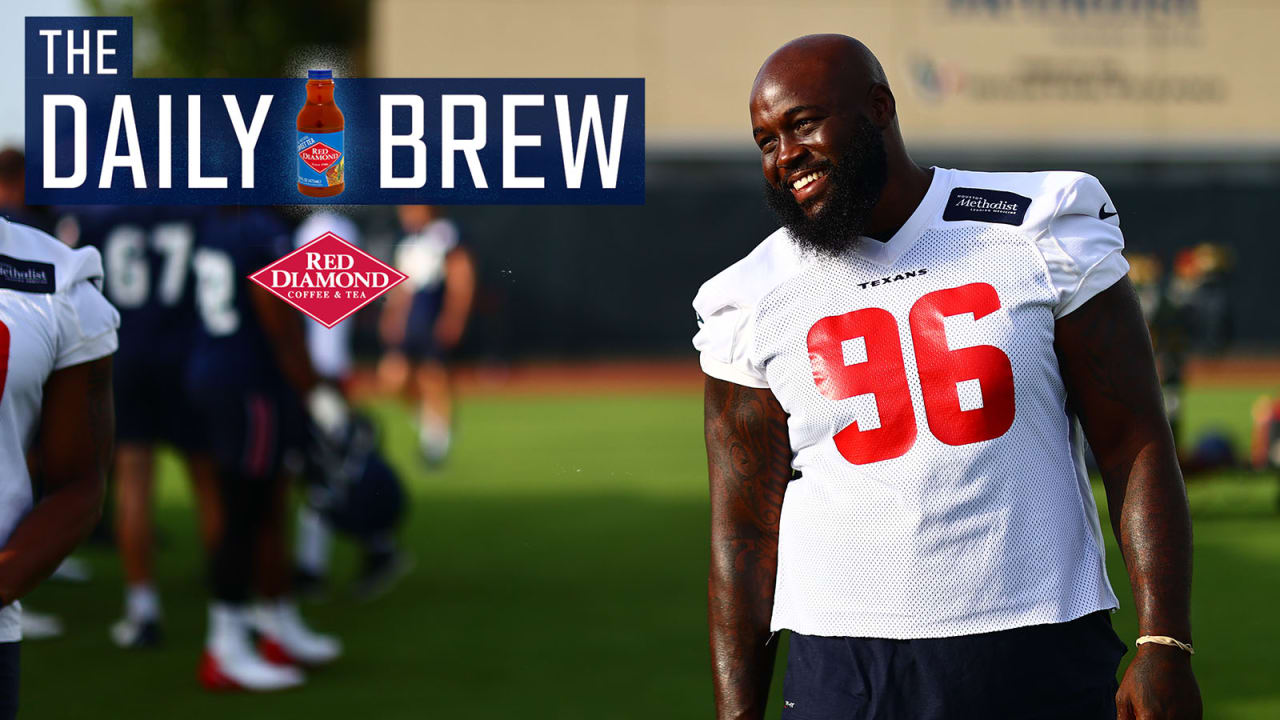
[70,205,203,367]
[186,207,292,392]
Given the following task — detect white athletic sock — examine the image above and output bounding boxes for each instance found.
[207,602,247,650]
[126,583,160,622]
[419,413,452,460]
[295,506,331,576]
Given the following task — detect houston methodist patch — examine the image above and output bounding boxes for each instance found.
[249,232,406,328]
[0,254,56,293]
[942,187,1031,226]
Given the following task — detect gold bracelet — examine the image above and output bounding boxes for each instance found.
[1136,635,1195,655]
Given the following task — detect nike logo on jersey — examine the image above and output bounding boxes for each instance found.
[1099,204,1118,220]
[0,255,55,293]
[858,268,928,290]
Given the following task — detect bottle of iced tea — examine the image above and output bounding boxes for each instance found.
[297,69,345,197]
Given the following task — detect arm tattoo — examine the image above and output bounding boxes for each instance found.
[705,377,792,720]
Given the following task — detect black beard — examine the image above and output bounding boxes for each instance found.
[763,115,888,259]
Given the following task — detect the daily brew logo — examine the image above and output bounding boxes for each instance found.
[249,232,406,328]
[298,140,342,174]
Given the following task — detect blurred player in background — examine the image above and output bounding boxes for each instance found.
[0,217,119,717]
[0,149,54,234]
[292,211,410,600]
[187,207,342,691]
[292,211,358,594]
[699,35,1199,720]
[64,206,221,649]
[380,206,475,465]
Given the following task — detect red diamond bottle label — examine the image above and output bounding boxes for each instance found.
[297,131,344,188]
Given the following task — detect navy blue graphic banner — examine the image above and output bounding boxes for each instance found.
[25,17,644,205]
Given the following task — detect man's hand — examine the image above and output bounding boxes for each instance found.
[1055,277,1200,720]
[1117,645,1201,720]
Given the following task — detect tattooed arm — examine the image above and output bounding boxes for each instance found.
[0,356,114,605]
[705,375,792,720]
[1054,278,1201,720]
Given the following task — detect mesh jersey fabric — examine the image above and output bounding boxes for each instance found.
[693,168,1128,639]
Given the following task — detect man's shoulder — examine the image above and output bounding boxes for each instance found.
[693,227,808,316]
[0,218,104,294]
[939,168,1114,235]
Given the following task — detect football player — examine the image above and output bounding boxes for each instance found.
[290,211,411,599]
[64,205,221,649]
[697,36,1200,720]
[379,205,475,465]
[187,207,342,691]
[0,218,119,717]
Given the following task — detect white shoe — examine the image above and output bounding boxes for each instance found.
[201,604,304,692]
[20,609,63,640]
[251,600,342,667]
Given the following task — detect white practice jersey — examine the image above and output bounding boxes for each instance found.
[693,168,1128,639]
[295,211,361,380]
[0,219,119,641]
[395,218,459,293]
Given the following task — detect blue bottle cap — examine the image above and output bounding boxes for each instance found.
[308,69,333,80]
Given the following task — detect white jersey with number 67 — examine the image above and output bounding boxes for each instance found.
[693,168,1129,639]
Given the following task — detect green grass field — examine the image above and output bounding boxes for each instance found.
[19,384,1280,719]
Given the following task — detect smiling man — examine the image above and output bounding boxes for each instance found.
[695,35,1201,720]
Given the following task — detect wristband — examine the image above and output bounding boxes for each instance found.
[1136,635,1195,655]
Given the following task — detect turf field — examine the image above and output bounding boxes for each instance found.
[19,382,1280,719]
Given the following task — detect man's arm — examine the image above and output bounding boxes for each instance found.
[705,376,791,720]
[434,246,476,350]
[0,356,113,604]
[1054,277,1201,720]
[249,283,321,397]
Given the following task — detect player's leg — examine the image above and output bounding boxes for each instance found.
[292,504,331,597]
[110,442,162,648]
[186,452,223,553]
[413,359,453,464]
[198,391,303,692]
[108,356,168,649]
[249,394,341,668]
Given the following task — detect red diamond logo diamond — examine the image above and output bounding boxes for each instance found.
[249,232,406,328]
[299,142,342,173]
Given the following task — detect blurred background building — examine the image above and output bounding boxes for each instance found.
[11,0,1273,361]
[365,0,1280,359]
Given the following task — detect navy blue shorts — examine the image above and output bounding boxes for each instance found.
[114,355,204,450]
[187,386,306,482]
[0,641,17,720]
[781,611,1126,720]
[400,286,445,361]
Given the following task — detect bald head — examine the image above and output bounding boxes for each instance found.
[752,34,886,110]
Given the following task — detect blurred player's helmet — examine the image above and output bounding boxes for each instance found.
[305,414,406,540]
